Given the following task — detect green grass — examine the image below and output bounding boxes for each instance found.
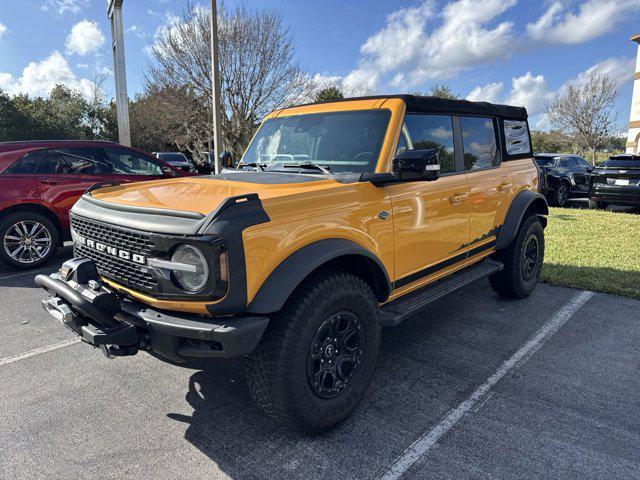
[541,207,640,298]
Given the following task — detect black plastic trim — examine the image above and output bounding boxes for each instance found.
[82,194,205,220]
[496,190,548,250]
[393,240,496,289]
[247,239,391,314]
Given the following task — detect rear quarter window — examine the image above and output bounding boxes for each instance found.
[503,119,531,158]
[2,150,45,174]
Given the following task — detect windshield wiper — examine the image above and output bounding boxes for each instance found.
[282,162,331,174]
[238,162,267,171]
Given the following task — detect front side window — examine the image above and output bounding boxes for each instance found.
[461,117,499,171]
[38,148,105,175]
[241,110,391,174]
[403,115,455,174]
[103,148,163,175]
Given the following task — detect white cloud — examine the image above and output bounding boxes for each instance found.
[527,0,640,45]
[126,25,147,39]
[467,82,504,103]
[65,20,105,56]
[0,22,7,40]
[466,56,636,130]
[41,0,89,15]
[0,51,95,99]
[342,0,518,91]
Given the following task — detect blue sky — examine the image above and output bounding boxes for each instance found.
[0,0,639,130]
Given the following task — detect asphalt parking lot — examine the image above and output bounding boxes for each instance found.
[1,246,639,480]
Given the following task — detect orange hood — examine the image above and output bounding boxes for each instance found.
[89,174,342,216]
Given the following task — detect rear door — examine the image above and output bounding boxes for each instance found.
[35,147,110,227]
[461,116,512,256]
[572,156,592,193]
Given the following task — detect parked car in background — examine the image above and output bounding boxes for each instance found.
[588,154,640,209]
[0,140,188,269]
[534,153,592,207]
[152,152,197,173]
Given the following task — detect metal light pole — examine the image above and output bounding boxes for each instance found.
[107,0,131,146]
[210,0,223,174]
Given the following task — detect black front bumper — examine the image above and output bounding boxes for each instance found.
[590,185,640,207]
[36,258,269,361]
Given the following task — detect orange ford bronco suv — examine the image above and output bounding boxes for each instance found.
[37,95,547,432]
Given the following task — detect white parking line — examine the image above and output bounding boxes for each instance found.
[0,338,81,367]
[375,290,595,480]
[0,267,57,281]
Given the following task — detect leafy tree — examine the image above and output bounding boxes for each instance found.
[547,70,619,164]
[314,86,344,103]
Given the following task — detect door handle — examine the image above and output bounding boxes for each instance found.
[497,182,512,192]
[40,179,61,185]
[448,193,468,204]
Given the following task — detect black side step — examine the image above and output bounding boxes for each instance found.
[380,259,503,326]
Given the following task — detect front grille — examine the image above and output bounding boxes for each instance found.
[71,216,158,293]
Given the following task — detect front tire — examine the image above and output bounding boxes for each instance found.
[551,181,570,207]
[490,215,544,299]
[245,270,381,433]
[0,212,60,270]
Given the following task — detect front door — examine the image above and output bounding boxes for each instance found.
[387,114,470,289]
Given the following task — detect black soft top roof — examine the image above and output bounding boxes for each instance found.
[300,94,528,120]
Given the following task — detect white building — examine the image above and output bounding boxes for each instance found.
[626,33,640,154]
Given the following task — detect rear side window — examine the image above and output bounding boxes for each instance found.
[403,115,455,174]
[3,150,45,174]
[38,148,106,175]
[461,117,499,171]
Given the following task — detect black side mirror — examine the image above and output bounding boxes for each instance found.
[162,166,176,177]
[393,149,440,181]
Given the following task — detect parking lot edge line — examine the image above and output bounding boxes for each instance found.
[374,290,595,480]
[0,267,57,281]
[0,338,81,367]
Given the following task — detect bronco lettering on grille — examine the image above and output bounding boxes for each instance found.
[75,234,146,265]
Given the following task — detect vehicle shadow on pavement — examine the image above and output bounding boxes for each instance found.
[164,283,573,480]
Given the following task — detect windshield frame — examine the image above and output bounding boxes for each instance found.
[240,108,393,175]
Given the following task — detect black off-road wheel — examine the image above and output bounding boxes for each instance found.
[490,215,544,299]
[245,270,381,433]
[0,212,60,270]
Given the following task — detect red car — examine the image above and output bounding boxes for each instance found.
[0,140,189,269]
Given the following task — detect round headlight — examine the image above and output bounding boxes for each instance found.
[171,245,209,292]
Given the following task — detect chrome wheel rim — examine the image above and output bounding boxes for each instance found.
[557,184,568,205]
[3,221,52,264]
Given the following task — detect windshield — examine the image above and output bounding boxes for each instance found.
[601,156,640,168]
[157,153,188,163]
[241,110,391,174]
[534,156,556,167]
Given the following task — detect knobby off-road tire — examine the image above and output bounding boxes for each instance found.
[490,214,544,299]
[0,212,60,270]
[245,270,381,433]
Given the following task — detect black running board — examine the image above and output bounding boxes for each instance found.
[380,259,503,326]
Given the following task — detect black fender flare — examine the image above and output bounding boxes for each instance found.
[496,190,548,250]
[246,238,391,314]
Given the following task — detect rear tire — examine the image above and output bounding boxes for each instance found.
[490,215,544,299]
[588,199,607,210]
[245,270,380,433]
[0,212,60,270]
